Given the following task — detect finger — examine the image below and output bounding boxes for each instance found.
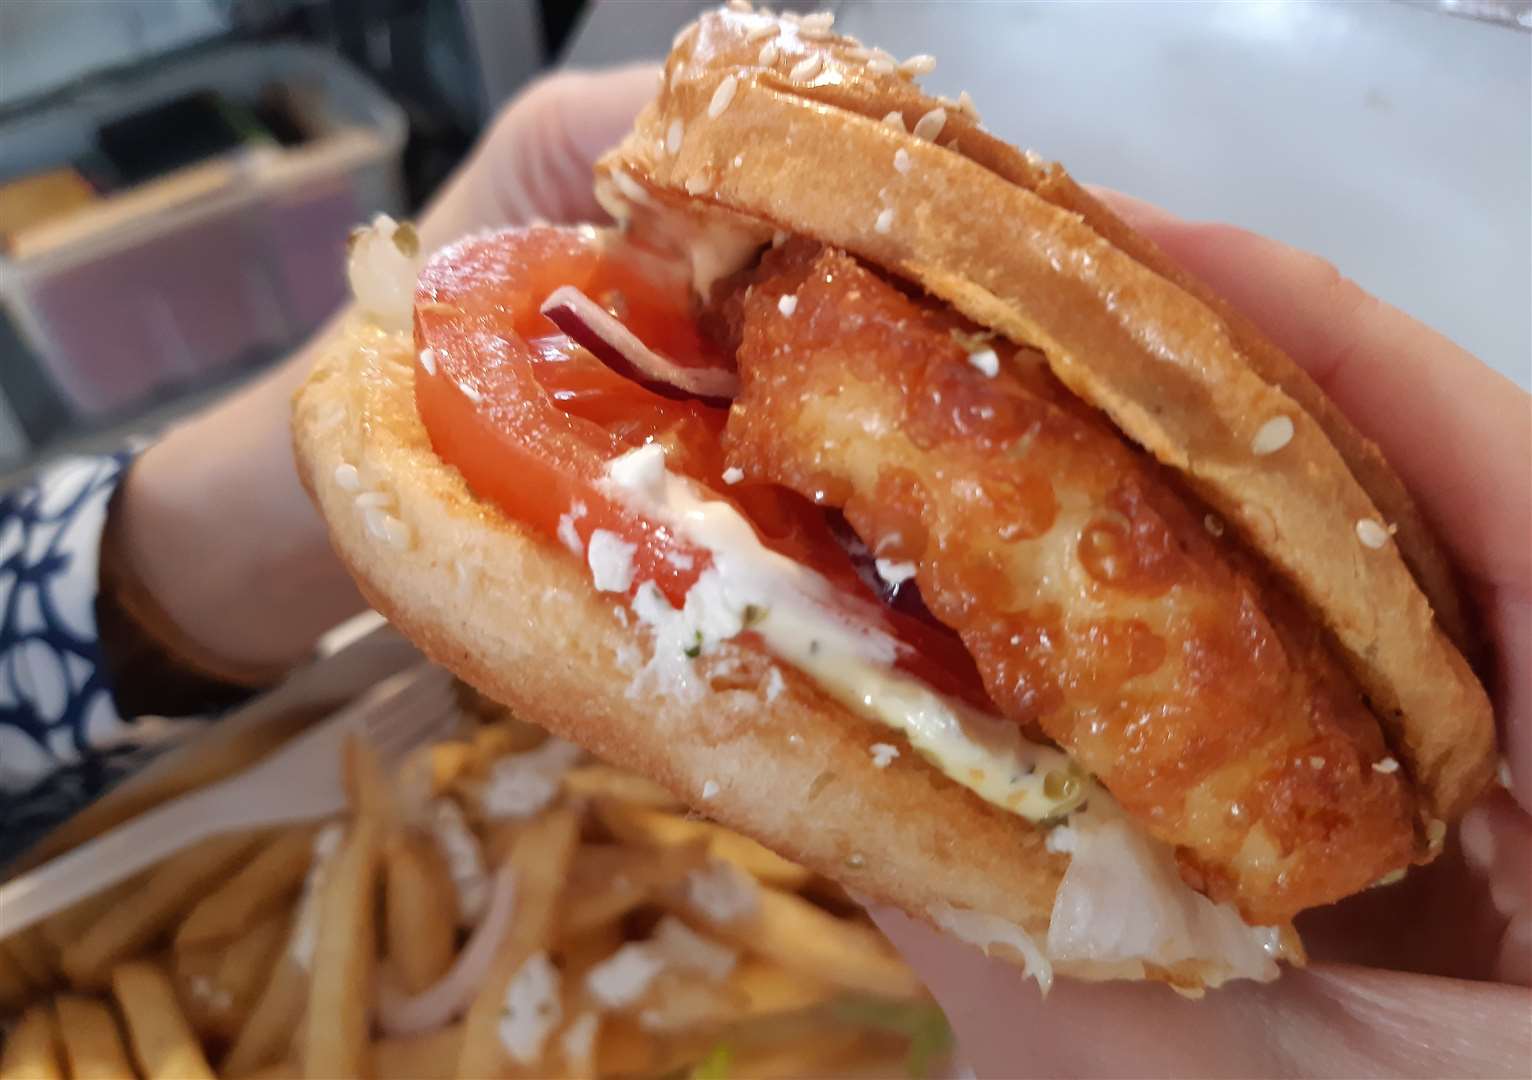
[429,64,660,244]
[1092,189,1532,599]
[1093,188,1532,803]
[873,906,1532,1078]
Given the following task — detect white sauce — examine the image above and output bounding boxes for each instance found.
[604,444,1084,823]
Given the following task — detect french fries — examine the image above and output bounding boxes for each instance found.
[301,743,385,1079]
[53,995,135,1079]
[61,832,263,990]
[457,808,579,1078]
[111,961,216,1079]
[382,830,456,993]
[713,887,924,999]
[176,827,318,951]
[593,803,813,889]
[0,677,946,1080]
[0,1002,63,1080]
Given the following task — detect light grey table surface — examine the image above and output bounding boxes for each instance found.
[564,1,1531,391]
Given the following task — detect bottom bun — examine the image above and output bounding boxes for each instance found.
[292,313,1294,990]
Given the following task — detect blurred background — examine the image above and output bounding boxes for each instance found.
[0,0,1526,482]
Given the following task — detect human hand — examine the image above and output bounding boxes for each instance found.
[110,65,659,678]
[873,194,1532,1078]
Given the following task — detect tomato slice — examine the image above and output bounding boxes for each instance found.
[414,226,989,706]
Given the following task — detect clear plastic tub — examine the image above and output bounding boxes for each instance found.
[0,44,406,418]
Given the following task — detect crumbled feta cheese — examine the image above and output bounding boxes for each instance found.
[722,466,745,485]
[556,501,587,555]
[586,943,665,1009]
[498,952,561,1065]
[1372,757,1400,774]
[650,915,736,981]
[430,797,489,925]
[777,294,798,316]
[588,529,637,593]
[684,859,759,924]
[869,742,899,768]
[967,347,1000,377]
[481,739,585,820]
[560,1012,599,1072]
[764,667,785,702]
[873,558,917,587]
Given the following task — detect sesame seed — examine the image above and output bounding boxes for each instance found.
[758,40,779,64]
[1373,757,1400,774]
[708,75,738,118]
[611,168,651,205]
[891,149,912,176]
[666,118,684,154]
[382,516,412,550]
[334,463,361,491]
[874,207,894,234]
[845,852,866,869]
[1204,513,1225,537]
[1309,756,1325,768]
[354,491,393,509]
[867,56,895,74]
[799,10,834,31]
[957,89,979,117]
[789,52,823,82]
[684,174,712,195]
[1356,518,1389,548]
[722,466,745,485]
[967,347,999,377]
[913,107,947,141]
[745,20,776,42]
[1251,415,1294,455]
[777,294,798,316]
[900,53,936,76]
[701,779,720,799]
[418,348,437,375]
[1498,758,1513,788]
[732,153,744,167]
[846,46,870,60]
[882,110,905,131]
[726,0,752,12]
[771,229,788,247]
[458,380,483,403]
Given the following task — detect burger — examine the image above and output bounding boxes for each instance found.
[294,4,1496,993]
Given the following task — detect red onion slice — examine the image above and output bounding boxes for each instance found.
[375,864,516,1037]
[539,285,739,405]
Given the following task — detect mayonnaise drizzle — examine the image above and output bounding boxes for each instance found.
[603,444,1085,822]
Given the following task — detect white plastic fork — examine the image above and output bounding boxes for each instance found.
[0,663,458,938]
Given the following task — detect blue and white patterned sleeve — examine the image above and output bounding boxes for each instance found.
[0,453,192,864]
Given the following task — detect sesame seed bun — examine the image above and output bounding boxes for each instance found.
[595,5,1494,820]
[291,314,1069,958]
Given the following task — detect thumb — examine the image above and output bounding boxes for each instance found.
[872,906,1532,1078]
[419,64,661,249]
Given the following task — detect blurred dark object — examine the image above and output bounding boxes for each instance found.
[96,91,271,188]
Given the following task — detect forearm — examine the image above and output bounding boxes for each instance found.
[110,337,363,676]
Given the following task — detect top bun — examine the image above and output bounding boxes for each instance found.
[596,4,1495,819]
